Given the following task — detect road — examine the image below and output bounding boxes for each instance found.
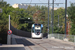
[12,34,75,50]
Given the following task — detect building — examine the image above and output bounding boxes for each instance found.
[12,3,28,9]
[50,7,58,10]
[50,7,64,10]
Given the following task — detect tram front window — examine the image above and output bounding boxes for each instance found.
[35,30,41,33]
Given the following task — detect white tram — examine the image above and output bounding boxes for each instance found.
[31,24,43,38]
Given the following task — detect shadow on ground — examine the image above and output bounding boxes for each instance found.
[16,38,34,46]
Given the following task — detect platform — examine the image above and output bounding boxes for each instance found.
[0,44,25,50]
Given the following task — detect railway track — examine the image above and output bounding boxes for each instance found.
[28,39,65,50]
[26,38,47,50]
[12,34,75,50]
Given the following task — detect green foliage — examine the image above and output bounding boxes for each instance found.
[54,8,65,26]
[0,1,34,44]
[68,3,75,35]
[51,8,65,34]
[25,5,65,34]
[0,1,10,44]
[0,0,68,44]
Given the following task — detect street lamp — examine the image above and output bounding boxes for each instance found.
[66,14,68,18]
[58,15,59,27]
[28,17,30,19]
[66,14,69,35]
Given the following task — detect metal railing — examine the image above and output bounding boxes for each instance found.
[48,33,75,43]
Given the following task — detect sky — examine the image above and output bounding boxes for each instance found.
[3,0,75,7]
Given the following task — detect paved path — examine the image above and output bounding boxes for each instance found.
[11,34,75,50]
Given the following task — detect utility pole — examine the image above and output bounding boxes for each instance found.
[65,0,67,38]
[9,15,10,30]
[7,15,11,44]
[47,0,50,38]
[52,0,54,34]
[58,15,59,27]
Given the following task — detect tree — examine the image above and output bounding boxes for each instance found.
[68,3,75,35]
[0,1,10,44]
[52,8,65,34]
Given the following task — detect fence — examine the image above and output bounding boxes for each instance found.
[48,33,75,43]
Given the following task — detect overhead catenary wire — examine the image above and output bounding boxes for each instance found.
[54,0,56,2]
[30,0,32,5]
[39,0,43,3]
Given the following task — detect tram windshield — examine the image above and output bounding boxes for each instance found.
[35,30,41,33]
[31,24,43,33]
